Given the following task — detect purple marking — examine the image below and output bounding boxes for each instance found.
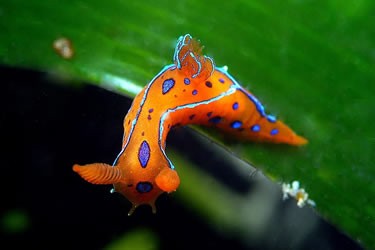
[209,116,222,124]
[147,114,151,120]
[270,128,279,136]
[162,78,175,94]
[205,81,213,88]
[231,121,242,129]
[138,140,150,168]
[207,112,212,117]
[148,108,154,113]
[136,182,153,193]
[251,124,261,132]
[219,78,225,83]
[192,89,198,95]
[184,78,190,85]
[232,102,239,110]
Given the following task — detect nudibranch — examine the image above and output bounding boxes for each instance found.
[73,34,307,215]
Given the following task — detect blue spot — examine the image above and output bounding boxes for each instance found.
[207,112,212,117]
[251,124,261,132]
[205,81,213,88]
[148,108,154,113]
[219,78,225,83]
[231,121,242,129]
[138,140,150,168]
[232,102,239,110]
[270,128,279,136]
[267,115,277,123]
[209,116,222,124]
[162,78,175,94]
[136,182,153,193]
[192,90,198,95]
[184,78,190,85]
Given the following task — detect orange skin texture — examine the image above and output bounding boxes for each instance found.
[73,34,307,215]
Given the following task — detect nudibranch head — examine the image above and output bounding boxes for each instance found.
[73,160,180,215]
[113,147,180,215]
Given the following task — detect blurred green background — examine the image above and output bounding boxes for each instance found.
[1,0,374,248]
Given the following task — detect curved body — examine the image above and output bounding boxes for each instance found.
[73,34,307,215]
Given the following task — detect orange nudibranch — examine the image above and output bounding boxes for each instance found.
[73,34,307,215]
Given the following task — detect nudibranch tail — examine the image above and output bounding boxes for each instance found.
[293,135,308,146]
[173,34,214,81]
[73,163,123,184]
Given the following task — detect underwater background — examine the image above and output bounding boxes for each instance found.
[1,0,374,249]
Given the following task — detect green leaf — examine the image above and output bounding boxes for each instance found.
[1,0,374,248]
[104,228,158,250]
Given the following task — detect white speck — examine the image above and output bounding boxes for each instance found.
[53,37,74,59]
[282,180,315,208]
[221,65,229,72]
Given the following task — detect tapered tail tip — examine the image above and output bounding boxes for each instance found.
[293,135,308,146]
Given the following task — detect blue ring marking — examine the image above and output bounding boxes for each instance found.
[205,81,213,88]
[231,121,243,129]
[184,78,190,85]
[148,108,154,113]
[270,128,279,136]
[232,102,239,110]
[136,182,153,193]
[138,140,151,168]
[207,112,212,117]
[192,90,198,95]
[162,78,175,95]
[251,124,261,132]
[209,116,222,124]
[267,115,277,123]
[219,78,225,83]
